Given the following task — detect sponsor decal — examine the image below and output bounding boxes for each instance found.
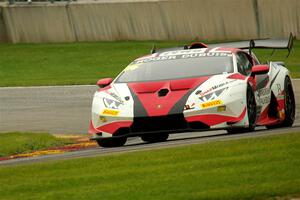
[200,99,223,109]
[99,116,107,123]
[102,109,120,116]
[198,80,236,97]
[132,52,232,64]
[217,105,226,112]
[109,92,124,104]
[159,49,232,57]
[257,97,270,105]
[257,88,270,97]
[256,88,271,105]
[276,83,282,95]
[160,48,206,56]
[103,97,123,109]
[198,87,214,97]
[198,87,228,103]
[184,103,195,110]
[133,55,177,64]
[195,90,202,95]
[103,91,124,104]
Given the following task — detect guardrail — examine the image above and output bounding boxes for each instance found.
[0,0,299,43]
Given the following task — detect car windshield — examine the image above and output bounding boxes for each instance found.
[115,53,233,83]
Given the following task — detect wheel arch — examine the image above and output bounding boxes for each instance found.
[269,64,290,98]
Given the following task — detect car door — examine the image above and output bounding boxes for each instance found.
[236,51,271,115]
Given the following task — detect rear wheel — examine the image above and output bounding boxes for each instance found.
[141,133,169,143]
[282,77,296,126]
[267,76,295,128]
[96,137,127,148]
[227,85,256,134]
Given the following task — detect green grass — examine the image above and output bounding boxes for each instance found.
[0,41,299,87]
[0,132,72,157]
[0,132,299,200]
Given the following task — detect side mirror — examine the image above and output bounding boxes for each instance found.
[97,78,113,88]
[251,65,269,76]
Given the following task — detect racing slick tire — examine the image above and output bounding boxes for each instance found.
[141,133,169,143]
[227,85,256,134]
[96,137,127,148]
[266,76,295,129]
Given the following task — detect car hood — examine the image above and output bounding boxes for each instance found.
[98,73,242,117]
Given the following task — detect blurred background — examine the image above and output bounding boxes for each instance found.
[0,0,299,44]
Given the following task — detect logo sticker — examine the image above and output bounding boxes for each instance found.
[200,100,223,109]
[102,109,120,116]
[99,116,107,123]
[184,103,195,110]
[103,98,123,109]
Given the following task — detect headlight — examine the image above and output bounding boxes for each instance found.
[103,98,122,109]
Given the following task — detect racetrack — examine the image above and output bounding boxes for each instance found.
[0,85,97,134]
[0,80,299,166]
[1,80,299,134]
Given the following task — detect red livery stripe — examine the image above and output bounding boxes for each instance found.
[128,77,210,117]
[97,121,133,134]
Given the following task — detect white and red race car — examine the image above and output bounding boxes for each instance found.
[89,35,295,147]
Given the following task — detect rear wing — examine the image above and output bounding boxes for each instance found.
[208,33,294,57]
[151,33,294,57]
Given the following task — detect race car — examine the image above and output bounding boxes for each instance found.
[89,34,295,147]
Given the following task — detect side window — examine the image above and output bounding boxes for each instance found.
[236,52,253,75]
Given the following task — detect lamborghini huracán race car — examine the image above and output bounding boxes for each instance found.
[89,35,295,147]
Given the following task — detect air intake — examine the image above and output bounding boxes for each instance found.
[158,88,169,97]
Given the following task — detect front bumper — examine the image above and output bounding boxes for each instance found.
[90,87,247,138]
[89,106,246,139]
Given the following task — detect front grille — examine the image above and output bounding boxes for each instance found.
[131,114,188,133]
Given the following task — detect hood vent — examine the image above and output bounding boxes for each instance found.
[158,88,169,97]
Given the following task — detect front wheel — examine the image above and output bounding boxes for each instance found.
[141,133,169,143]
[96,137,127,148]
[227,85,256,134]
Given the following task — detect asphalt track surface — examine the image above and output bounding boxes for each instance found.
[0,85,97,134]
[0,80,299,165]
[1,80,299,134]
